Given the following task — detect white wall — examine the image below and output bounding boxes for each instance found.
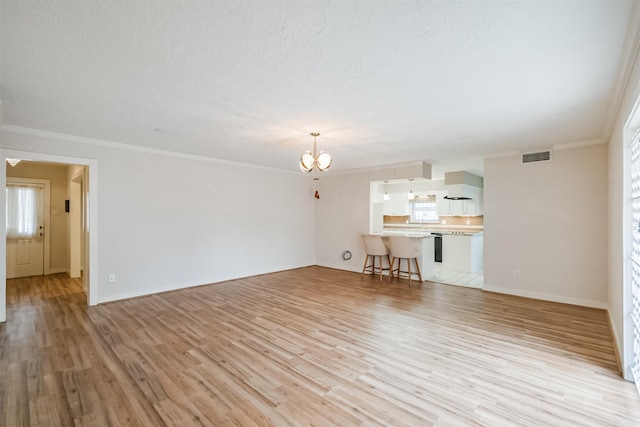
[484,144,608,308]
[607,7,640,379]
[1,128,316,303]
[315,162,430,271]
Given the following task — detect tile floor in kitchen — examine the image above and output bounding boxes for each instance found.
[431,262,484,289]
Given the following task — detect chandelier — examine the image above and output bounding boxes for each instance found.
[300,132,332,173]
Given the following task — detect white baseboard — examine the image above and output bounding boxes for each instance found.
[96,264,315,305]
[46,268,68,275]
[316,261,361,273]
[482,285,608,309]
[606,309,625,377]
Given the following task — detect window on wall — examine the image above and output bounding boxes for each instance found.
[6,184,41,239]
[410,195,438,223]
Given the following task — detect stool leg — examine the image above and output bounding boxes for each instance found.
[407,258,412,287]
[413,257,423,282]
[388,258,395,283]
[361,255,370,278]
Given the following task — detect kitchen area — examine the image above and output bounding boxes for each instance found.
[369,171,484,288]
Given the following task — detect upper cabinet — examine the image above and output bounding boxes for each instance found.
[383,193,411,215]
[437,188,483,217]
[440,172,484,217]
[461,199,478,216]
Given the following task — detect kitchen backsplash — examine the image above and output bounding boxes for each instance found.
[383,215,484,226]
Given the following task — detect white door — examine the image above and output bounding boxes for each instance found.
[6,182,44,278]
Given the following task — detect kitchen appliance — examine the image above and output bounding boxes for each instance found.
[444,171,482,200]
[432,232,442,262]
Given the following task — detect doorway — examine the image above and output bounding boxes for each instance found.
[6,178,49,278]
[69,170,84,282]
[0,149,98,322]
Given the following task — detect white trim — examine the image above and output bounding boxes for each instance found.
[1,158,5,322]
[317,261,362,274]
[552,138,606,151]
[6,177,51,277]
[604,2,640,141]
[482,285,608,310]
[609,308,624,376]
[483,140,606,161]
[0,149,98,323]
[624,121,640,383]
[323,161,431,178]
[0,124,298,175]
[96,266,312,304]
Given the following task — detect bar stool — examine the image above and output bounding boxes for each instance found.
[361,235,391,281]
[388,235,422,286]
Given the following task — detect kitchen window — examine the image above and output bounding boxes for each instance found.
[410,195,438,223]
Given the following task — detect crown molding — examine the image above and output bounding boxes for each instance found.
[0,124,300,175]
[603,1,640,141]
[323,160,430,177]
[552,138,606,151]
[483,138,605,160]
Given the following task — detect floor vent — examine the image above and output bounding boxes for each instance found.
[522,150,551,163]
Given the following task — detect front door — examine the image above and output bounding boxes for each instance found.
[6,181,44,278]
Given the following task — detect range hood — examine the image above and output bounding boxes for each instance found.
[444,194,472,200]
[444,171,483,200]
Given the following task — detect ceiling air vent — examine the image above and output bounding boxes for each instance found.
[522,150,551,164]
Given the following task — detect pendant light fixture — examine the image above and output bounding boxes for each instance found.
[407,178,415,200]
[300,132,332,173]
[383,180,390,201]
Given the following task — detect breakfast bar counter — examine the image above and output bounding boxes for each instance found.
[376,231,435,281]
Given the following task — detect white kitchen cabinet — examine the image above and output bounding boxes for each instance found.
[437,195,481,217]
[383,193,410,215]
[437,195,454,216]
[461,200,477,216]
[442,233,483,273]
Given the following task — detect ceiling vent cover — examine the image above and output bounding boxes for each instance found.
[522,150,551,164]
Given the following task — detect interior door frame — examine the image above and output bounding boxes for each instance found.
[69,170,84,279]
[0,149,98,322]
[6,177,51,277]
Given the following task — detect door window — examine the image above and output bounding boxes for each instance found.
[6,184,42,239]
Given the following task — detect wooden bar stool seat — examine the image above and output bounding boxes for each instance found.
[361,235,391,281]
[388,235,422,286]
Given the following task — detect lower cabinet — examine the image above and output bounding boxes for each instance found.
[442,234,483,274]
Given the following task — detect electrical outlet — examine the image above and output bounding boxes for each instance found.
[108,274,116,282]
[513,270,520,278]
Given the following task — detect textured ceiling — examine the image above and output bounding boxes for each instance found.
[0,1,635,177]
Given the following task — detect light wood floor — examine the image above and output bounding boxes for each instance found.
[2,268,640,426]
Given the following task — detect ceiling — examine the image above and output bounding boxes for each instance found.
[1,1,635,178]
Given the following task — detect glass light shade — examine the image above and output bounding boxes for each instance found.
[408,191,415,200]
[316,152,332,172]
[383,192,389,201]
[300,151,315,173]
